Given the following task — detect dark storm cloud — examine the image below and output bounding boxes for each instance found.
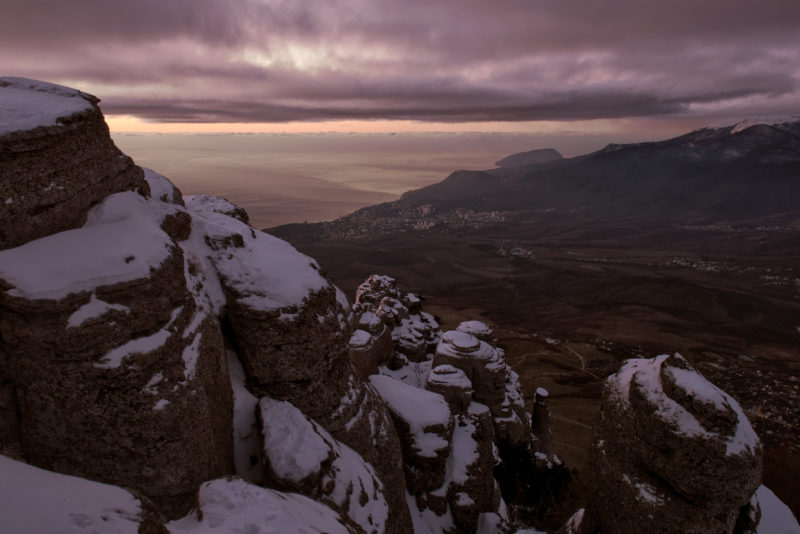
[2,0,799,123]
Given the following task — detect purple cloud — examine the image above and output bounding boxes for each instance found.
[2,0,799,123]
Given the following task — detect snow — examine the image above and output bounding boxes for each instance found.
[181,331,202,379]
[143,167,180,204]
[259,398,389,534]
[0,454,143,534]
[0,193,177,300]
[185,194,328,311]
[379,359,433,389]
[153,399,170,411]
[756,485,800,534]
[427,364,472,390]
[457,320,492,338]
[609,354,759,456]
[358,311,384,331]
[730,117,800,134]
[95,306,182,369]
[67,293,130,328]
[536,387,549,398]
[447,414,480,485]
[441,330,480,352]
[259,398,330,484]
[621,473,665,505]
[370,374,451,458]
[227,350,263,483]
[0,77,94,135]
[406,491,455,534]
[350,329,373,348]
[561,508,585,534]
[168,478,350,534]
[143,372,164,395]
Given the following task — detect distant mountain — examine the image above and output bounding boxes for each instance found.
[495,147,562,168]
[396,119,800,225]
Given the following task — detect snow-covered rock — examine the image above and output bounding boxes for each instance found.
[585,353,763,534]
[259,398,389,534]
[370,374,453,493]
[426,364,473,412]
[0,454,166,534]
[0,77,147,250]
[0,190,233,517]
[168,477,355,534]
[354,274,439,365]
[433,327,530,448]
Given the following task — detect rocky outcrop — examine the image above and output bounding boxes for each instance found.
[0,192,233,516]
[370,374,453,494]
[185,195,412,533]
[426,364,473,412]
[584,354,762,534]
[259,398,389,534]
[353,274,439,365]
[0,77,148,250]
[432,326,530,448]
[172,477,357,534]
[531,387,556,466]
[0,452,168,534]
[349,311,394,380]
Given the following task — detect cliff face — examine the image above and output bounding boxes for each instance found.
[0,77,147,250]
[0,78,794,534]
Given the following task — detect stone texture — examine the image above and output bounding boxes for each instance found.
[354,275,439,364]
[370,374,453,495]
[259,398,389,534]
[0,79,148,250]
[184,204,412,534]
[433,328,530,449]
[531,387,555,465]
[445,402,502,532]
[426,364,473,412]
[0,193,234,518]
[348,312,394,380]
[586,354,763,534]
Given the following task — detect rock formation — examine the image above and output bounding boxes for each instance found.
[582,354,763,534]
[352,274,439,367]
[432,326,530,449]
[0,77,148,250]
[2,78,797,534]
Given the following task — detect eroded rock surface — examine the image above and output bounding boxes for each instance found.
[585,354,762,534]
[0,192,233,516]
[0,77,148,250]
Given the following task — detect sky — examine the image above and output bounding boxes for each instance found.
[3,0,799,136]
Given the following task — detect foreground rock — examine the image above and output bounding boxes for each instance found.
[259,398,389,534]
[0,77,147,250]
[168,477,356,534]
[583,354,762,534]
[432,327,530,449]
[0,192,233,516]
[0,454,167,534]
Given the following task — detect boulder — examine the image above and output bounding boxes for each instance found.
[0,77,148,250]
[355,275,439,364]
[349,311,394,379]
[370,374,453,494]
[169,477,356,534]
[0,192,233,517]
[259,398,390,534]
[531,387,556,465]
[586,354,762,534]
[186,198,411,533]
[426,364,473,412]
[0,453,168,534]
[433,328,530,448]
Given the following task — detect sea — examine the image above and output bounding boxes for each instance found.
[112,131,627,229]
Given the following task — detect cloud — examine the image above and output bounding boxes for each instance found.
[2,0,799,124]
